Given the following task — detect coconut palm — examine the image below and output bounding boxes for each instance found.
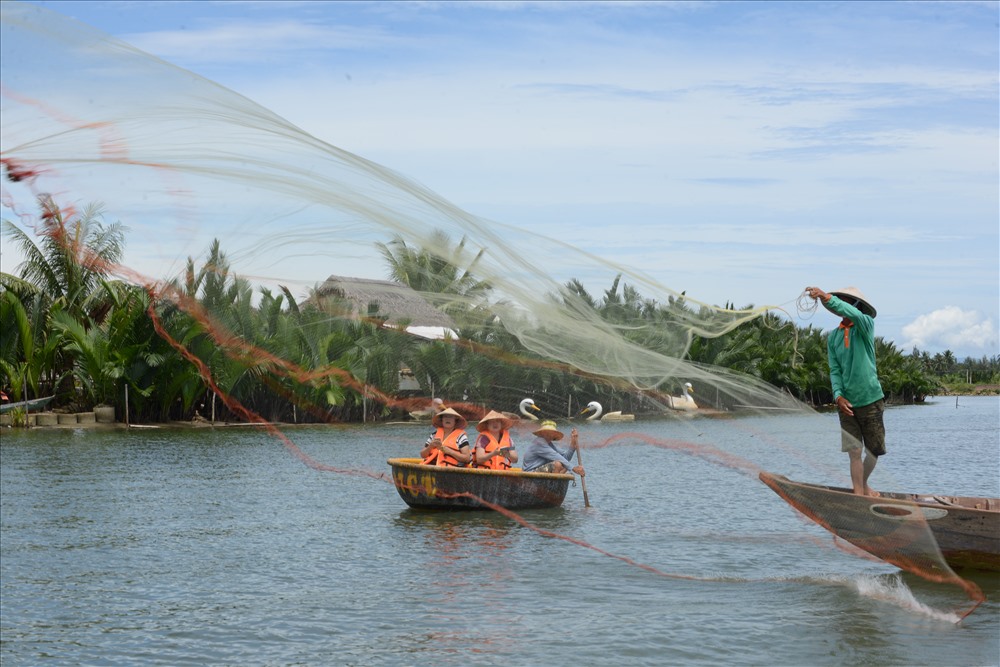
[2,195,126,327]
[376,231,493,323]
[1,196,127,402]
[53,283,169,410]
[0,290,63,401]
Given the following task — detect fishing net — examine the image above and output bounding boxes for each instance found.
[0,2,989,617]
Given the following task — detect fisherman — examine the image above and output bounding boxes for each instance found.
[522,420,585,476]
[419,407,471,467]
[472,410,519,470]
[806,286,885,497]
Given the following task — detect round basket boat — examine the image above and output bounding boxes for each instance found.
[388,458,574,510]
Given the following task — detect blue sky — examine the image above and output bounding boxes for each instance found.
[4,1,999,358]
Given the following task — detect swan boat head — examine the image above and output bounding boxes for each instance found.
[581,400,635,421]
[580,401,603,421]
[519,398,541,420]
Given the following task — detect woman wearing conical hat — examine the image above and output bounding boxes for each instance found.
[522,420,585,476]
[472,410,519,470]
[806,286,885,497]
[420,407,471,467]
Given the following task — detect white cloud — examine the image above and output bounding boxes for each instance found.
[124,21,398,64]
[901,306,997,353]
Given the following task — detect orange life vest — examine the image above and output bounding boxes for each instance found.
[476,430,512,470]
[422,427,467,467]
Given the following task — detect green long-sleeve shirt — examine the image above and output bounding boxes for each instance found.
[826,295,885,407]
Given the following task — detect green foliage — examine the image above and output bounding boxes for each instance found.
[0,201,979,422]
[1,197,127,405]
[376,231,493,304]
[9,407,27,428]
[908,348,999,394]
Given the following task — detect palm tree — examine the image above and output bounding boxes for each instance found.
[53,284,168,410]
[1,196,127,402]
[0,290,62,401]
[376,230,493,304]
[2,195,126,326]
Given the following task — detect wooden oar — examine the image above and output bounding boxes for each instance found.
[572,429,591,508]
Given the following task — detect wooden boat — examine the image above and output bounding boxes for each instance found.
[0,395,55,414]
[760,471,1000,572]
[388,457,574,510]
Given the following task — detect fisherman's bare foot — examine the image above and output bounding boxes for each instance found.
[865,488,880,498]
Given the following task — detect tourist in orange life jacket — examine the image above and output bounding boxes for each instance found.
[472,410,519,470]
[419,407,472,467]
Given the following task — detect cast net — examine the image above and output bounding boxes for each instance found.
[0,2,989,617]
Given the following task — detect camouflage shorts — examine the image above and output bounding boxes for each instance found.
[532,462,563,473]
[839,398,886,457]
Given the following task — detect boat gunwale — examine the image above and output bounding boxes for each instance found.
[760,471,1000,572]
[387,457,574,480]
[0,395,56,414]
[760,471,1000,513]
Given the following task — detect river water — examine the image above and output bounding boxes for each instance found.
[1,396,997,666]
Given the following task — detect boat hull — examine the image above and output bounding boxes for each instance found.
[0,396,55,414]
[388,458,573,510]
[760,472,1000,572]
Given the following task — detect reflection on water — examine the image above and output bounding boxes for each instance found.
[1,399,997,666]
[393,508,576,588]
[394,506,574,535]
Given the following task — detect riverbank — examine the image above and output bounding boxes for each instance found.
[4,390,995,430]
[1,417,286,430]
[0,413,367,430]
[938,383,1000,396]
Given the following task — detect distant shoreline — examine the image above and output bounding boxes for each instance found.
[936,385,1000,397]
[4,394,996,431]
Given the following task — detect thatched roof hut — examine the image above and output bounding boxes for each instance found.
[313,275,456,339]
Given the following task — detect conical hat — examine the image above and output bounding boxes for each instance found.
[476,410,513,432]
[830,287,876,318]
[431,407,467,429]
[532,420,564,440]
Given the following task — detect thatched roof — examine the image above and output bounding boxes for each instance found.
[314,275,457,330]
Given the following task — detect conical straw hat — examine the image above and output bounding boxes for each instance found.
[431,407,467,429]
[476,410,513,432]
[532,419,564,440]
[829,287,876,318]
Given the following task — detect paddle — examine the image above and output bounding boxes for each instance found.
[571,428,591,508]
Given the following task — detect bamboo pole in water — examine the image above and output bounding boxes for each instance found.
[572,429,591,508]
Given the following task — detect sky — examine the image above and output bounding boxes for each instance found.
[3,0,998,359]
